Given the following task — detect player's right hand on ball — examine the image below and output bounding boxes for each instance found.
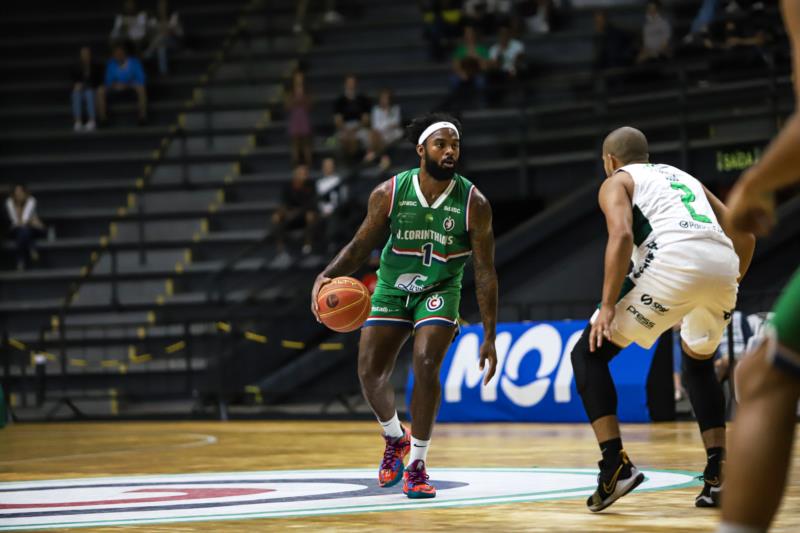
[310,275,332,322]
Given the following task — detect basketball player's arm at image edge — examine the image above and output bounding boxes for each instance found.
[592,173,635,351]
[726,0,800,232]
[468,188,499,385]
[310,179,392,320]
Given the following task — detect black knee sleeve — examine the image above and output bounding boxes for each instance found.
[571,325,623,423]
[682,353,726,433]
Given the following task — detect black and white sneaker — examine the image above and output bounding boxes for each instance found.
[587,450,646,512]
[695,474,722,507]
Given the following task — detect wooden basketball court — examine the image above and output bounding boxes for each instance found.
[2,421,798,531]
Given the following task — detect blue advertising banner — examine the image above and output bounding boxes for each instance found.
[407,321,659,423]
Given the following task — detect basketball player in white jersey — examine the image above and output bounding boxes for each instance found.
[569,127,756,512]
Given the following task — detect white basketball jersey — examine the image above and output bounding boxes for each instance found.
[617,163,734,276]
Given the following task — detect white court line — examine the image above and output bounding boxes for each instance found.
[0,433,217,465]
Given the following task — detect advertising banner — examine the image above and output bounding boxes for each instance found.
[407,321,659,422]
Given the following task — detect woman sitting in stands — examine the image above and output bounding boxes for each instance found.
[365,88,402,170]
[5,184,46,272]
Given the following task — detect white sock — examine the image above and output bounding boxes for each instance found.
[717,523,765,533]
[378,412,403,439]
[409,437,430,465]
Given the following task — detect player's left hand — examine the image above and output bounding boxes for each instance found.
[725,179,776,236]
[478,338,498,385]
[590,305,615,352]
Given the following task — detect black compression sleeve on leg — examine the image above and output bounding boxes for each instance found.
[571,324,623,423]
[682,352,726,433]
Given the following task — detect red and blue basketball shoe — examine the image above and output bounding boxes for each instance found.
[378,426,411,487]
[402,460,436,499]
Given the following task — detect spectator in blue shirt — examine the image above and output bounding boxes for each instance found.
[97,44,148,125]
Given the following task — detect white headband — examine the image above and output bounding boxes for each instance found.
[417,121,460,145]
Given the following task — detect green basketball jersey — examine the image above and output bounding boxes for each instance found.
[376,168,475,296]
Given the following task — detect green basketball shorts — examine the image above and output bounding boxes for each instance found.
[768,267,800,377]
[365,286,461,329]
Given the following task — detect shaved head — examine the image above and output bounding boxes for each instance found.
[603,127,649,165]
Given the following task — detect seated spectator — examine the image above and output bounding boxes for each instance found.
[272,164,318,260]
[5,184,45,271]
[421,0,464,62]
[110,0,150,53]
[71,47,102,132]
[144,0,184,76]
[285,70,313,166]
[366,89,402,169]
[316,158,344,218]
[97,44,148,125]
[450,25,489,109]
[636,0,672,64]
[489,25,524,77]
[487,25,524,105]
[333,75,372,164]
[316,158,354,252]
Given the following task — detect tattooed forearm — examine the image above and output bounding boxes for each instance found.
[322,235,379,278]
[474,261,498,339]
[319,180,392,279]
[468,189,498,339]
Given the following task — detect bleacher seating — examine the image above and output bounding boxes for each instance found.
[2,0,796,418]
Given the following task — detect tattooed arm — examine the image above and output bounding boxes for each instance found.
[310,179,392,321]
[468,187,499,385]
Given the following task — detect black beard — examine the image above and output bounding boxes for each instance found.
[424,155,456,181]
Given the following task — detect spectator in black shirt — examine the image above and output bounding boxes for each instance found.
[333,74,372,164]
[71,47,102,132]
[272,164,319,259]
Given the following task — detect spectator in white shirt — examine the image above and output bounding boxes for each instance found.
[316,158,357,252]
[5,184,45,271]
[637,0,672,63]
[317,158,346,216]
[366,89,402,170]
[488,25,524,104]
[489,25,524,77]
[144,0,184,75]
[110,0,150,52]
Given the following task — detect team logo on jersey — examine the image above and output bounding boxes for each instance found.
[443,216,455,232]
[426,294,444,312]
[395,273,430,293]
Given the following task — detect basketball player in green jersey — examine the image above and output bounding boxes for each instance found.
[311,113,498,499]
[718,1,800,531]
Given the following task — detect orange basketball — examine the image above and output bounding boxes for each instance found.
[317,276,371,333]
